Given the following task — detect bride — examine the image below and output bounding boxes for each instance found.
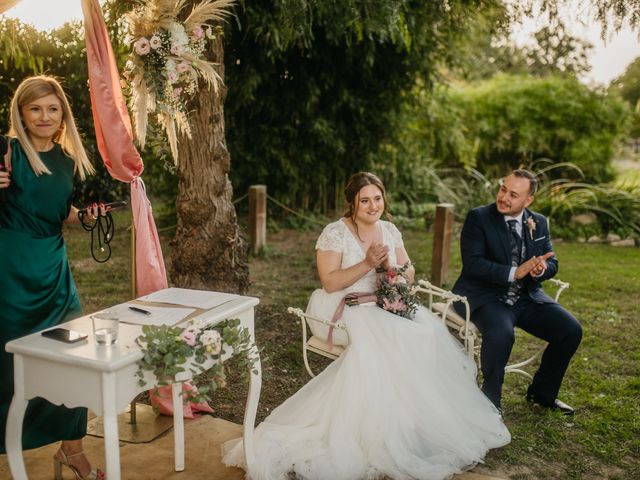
[223,172,510,480]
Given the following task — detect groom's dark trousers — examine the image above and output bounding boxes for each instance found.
[452,203,582,409]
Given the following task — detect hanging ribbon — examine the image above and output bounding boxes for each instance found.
[81,0,167,297]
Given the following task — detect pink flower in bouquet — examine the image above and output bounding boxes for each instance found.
[382,297,408,312]
[177,62,190,73]
[389,274,407,285]
[170,42,184,55]
[167,70,179,84]
[385,269,397,281]
[192,25,205,40]
[172,87,183,98]
[134,37,151,56]
[180,330,197,347]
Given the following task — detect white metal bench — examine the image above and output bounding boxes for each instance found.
[287,283,472,377]
[289,278,569,379]
[414,278,570,380]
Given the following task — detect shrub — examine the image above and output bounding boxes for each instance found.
[459,74,629,183]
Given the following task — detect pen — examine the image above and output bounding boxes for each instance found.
[128,306,151,315]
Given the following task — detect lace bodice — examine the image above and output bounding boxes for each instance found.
[315,219,404,292]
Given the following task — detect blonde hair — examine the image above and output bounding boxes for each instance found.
[8,75,94,180]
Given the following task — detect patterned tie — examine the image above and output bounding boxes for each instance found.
[501,219,524,306]
[507,220,522,263]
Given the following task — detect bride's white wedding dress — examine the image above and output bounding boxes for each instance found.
[223,219,510,480]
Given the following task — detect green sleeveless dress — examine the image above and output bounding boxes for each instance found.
[0,139,87,453]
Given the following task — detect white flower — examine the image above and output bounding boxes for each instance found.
[168,21,189,48]
[526,217,537,239]
[149,35,162,49]
[201,330,222,354]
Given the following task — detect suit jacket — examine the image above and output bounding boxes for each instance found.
[452,203,558,312]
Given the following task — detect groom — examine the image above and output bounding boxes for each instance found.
[452,169,582,414]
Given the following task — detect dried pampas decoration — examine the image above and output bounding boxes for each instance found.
[124,0,234,163]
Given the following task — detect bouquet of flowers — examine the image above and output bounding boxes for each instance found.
[123,0,234,163]
[135,317,256,404]
[375,262,419,319]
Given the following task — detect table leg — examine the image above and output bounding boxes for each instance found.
[242,341,262,469]
[101,372,121,479]
[6,355,28,480]
[172,382,185,471]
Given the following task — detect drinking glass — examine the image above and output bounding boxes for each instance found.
[91,310,119,345]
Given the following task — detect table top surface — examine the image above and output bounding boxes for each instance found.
[5,289,259,372]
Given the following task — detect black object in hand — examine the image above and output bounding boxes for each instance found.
[79,200,127,215]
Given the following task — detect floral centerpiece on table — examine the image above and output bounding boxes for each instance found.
[135,317,256,404]
[375,262,419,319]
[123,0,234,163]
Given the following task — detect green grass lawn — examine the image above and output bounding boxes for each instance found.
[65,212,640,479]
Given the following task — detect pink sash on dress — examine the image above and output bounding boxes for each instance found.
[327,292,377,348]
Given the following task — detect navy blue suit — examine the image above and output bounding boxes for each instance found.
[452,203,582,408]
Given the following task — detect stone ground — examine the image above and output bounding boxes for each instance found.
[0,415,507,480]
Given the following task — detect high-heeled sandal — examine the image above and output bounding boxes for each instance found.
[53,448,105,480]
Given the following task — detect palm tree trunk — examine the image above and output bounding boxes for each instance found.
[170,34,249,293]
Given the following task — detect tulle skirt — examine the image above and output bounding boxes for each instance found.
[223,295,510,480]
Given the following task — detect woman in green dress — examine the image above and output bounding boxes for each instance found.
[0,76,105,480]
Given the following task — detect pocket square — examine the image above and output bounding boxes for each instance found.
[534,236,546,242]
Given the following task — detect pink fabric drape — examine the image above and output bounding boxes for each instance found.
[0,0,167,297]
[81,0,167,296]
[0,1,21,13]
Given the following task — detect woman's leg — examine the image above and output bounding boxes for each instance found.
[57,438,104,479]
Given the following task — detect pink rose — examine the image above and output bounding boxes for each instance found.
[180,330,196,347]
[192,25,205,40]
[177,62,190,73]
[133,37,151,56]
[167,70,179,84]
[170,43,183,55]
[383,298,407,312]
[172,87,183,98]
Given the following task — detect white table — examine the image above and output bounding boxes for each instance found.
[5,292,261,480]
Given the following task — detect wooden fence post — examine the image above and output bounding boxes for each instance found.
[430,203,454,287]
[249,185,267,254]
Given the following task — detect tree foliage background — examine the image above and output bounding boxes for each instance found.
[1,0,638,236]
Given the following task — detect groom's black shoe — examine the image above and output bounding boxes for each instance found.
[526,392,575,415]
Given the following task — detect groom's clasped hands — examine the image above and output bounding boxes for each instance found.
[515,251,555,280]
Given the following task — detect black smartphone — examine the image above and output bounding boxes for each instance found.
[41,328,88,344]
